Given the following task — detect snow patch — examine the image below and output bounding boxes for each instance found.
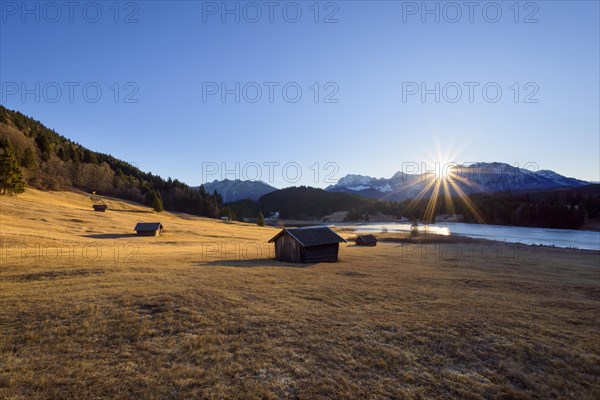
[376,183,392,192]
[348,185,370,191]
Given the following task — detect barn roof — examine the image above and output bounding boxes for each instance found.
[356,234,377,244]
[357,234,377,241]
[134,222,163,231]
[268,227,346,247]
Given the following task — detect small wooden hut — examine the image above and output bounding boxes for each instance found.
[134,222,163,236]
[355,234,377,246]
[92,204,108,212]
[268,227,346,263]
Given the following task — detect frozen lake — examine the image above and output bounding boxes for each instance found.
[339,222,600,251]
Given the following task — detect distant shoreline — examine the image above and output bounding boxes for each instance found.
[269,219,600,233]
[345,232,600,253]
[265,219,600,251]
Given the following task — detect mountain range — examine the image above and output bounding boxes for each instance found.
[325,162,590,201]
[0,106,595,229]
[199,179,277,203]
[203,163,590,203]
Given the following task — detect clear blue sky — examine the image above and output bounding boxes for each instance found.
[1,0,599,188]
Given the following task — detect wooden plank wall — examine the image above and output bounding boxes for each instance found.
[274,232,340,263]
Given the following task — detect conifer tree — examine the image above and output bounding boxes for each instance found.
[257,212,265,227]
[83,149,98,164]
[0,147,26,195]
[410,219,419,238]
[0,137,10,151]
[152,190,164,212]
[57,146,67,161]
[20,147,36,169]
[35,133,51,161]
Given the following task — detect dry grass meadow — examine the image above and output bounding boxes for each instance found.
[1,189,599,399]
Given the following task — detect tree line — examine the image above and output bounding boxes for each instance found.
[2,105,597,229]
[0,106,223,217]
[227,185,600,230]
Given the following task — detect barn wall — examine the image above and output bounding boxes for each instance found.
[273,233,342,263]
[137,230,159,236]
[356,238,377,246]
[303,244,339,263]
[274,234,302,263]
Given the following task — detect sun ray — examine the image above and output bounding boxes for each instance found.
[441,178,456,215]
[445,181,487,224]
[401,163,487,226]
[423,179,441,224]
[402,177,438,217]
[409,141,487,225]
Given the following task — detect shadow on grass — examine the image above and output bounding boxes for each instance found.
[109,209,154,214]
[84,233,138,239]
[195,259,316,268]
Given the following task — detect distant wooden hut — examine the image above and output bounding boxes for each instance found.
[355,234,377,246]
[134,222,163,236]
[268,227,346,263]
[92,204,107,212]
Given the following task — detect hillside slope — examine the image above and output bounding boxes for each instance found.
[0,106,223,217]
[0,190,600,399]
[1,190,599,399]
[0,188,276,259]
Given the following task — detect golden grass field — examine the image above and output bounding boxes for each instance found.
[1,189,599,399]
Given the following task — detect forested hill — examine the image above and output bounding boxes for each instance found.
[0,106,223,217]
[258,186,385,220]
[226,185,600,230]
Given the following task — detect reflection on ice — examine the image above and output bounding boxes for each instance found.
[337,222,600,250]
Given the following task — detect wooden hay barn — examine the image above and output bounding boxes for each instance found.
[268,227,346,263]
[355,234,377,246]
[92,204,107,212]
[134,222,163,237]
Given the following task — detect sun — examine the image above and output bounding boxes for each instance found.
[404,138,487,224]
[434,162,455,181]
